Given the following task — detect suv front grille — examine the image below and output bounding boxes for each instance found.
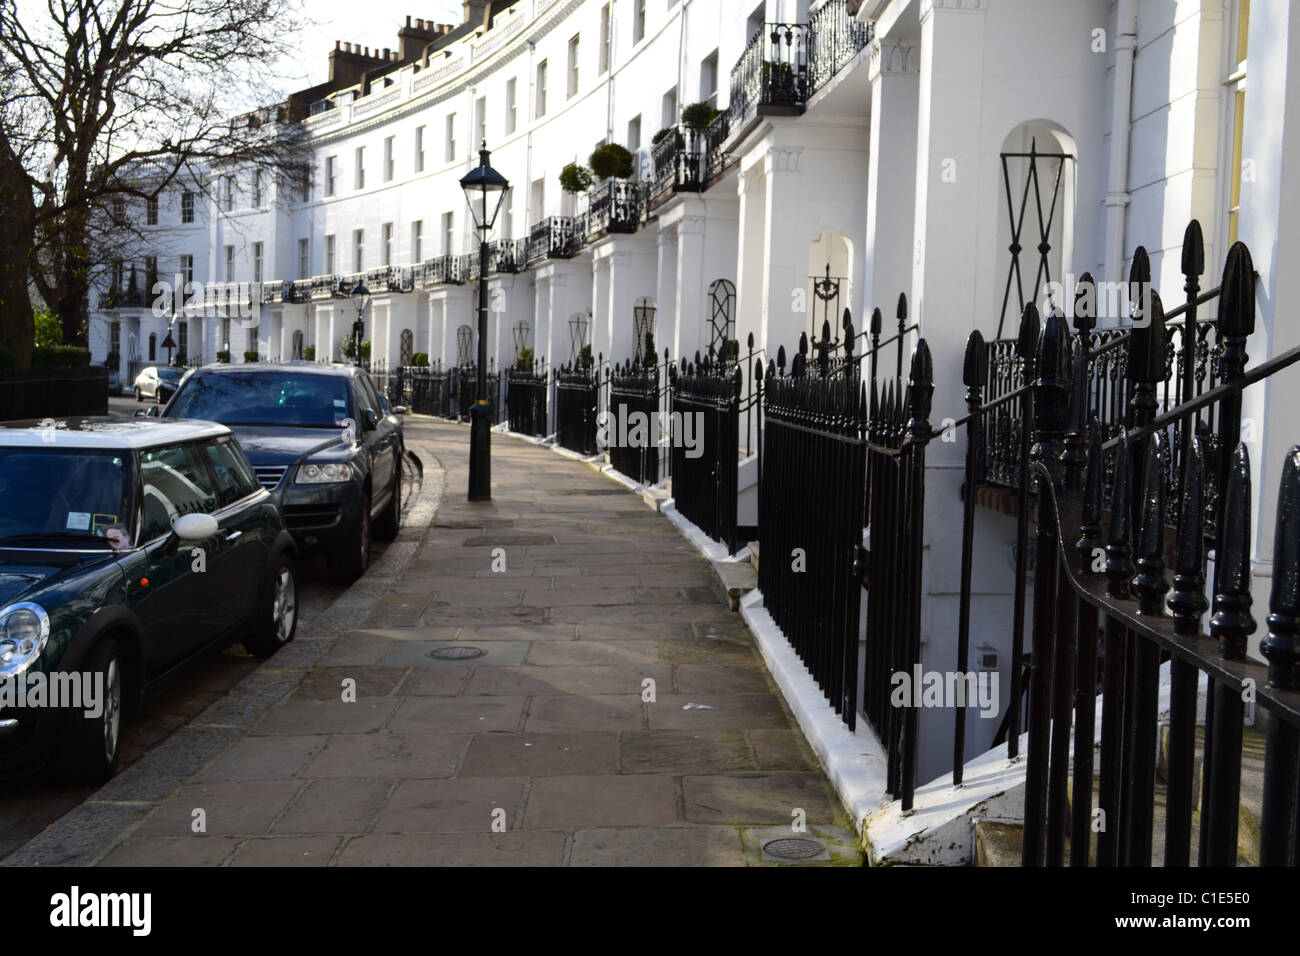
[253,465,289,490]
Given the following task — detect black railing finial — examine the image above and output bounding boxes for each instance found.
[1219,240,1257,341]
[1017,301,1040,376]
[1211,443,1256,661]
[906,339,934,441]
[1132,432,1171,615]
[1077,428,1104,564]
[1030,309,1070,465]
[1169,436,1209,635]
[962,329,988,389]
[1106,431,1135,598]
[1073,271,1096,336]
[1182,219,1205,285]
[1261,445,1300,689]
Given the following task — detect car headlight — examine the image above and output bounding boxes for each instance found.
[0,603,50,678]
[296,462,353,484]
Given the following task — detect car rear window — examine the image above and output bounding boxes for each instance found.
[166,371,353,428]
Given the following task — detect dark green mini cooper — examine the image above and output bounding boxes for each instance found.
[0,418,298,782]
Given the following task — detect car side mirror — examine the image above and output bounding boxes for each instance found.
[173,513,218,541]
[363,408,379,431]
[393,405,408,415]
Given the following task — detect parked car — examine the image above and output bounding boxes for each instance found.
[132,365,183,404]
[159,364,405,583]
[0,418,298,782]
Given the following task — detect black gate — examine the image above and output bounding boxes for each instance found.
[506,363,548,437]
[669,353,743,552]
[555,362,600,456]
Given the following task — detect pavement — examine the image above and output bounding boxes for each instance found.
[5,417,859,867]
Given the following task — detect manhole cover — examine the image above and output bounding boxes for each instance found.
[762,838,824,860]
[427,646,487,661]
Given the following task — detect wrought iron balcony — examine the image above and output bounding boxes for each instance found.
[310,275,338,300]
[97,285,150,309]
[727,23,810,133]
[808,0,873,95]
[703,111,733,182]
[586,180,646,238]
[650,126,703,202]
[527,216,579,262]
[490,237,528,274]
[289,279,312,303]
[261,280,290,304]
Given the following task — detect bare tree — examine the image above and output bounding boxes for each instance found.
[0,0,311,363]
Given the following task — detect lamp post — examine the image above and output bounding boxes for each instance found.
[350,280,370,367]
[460,142,509,501]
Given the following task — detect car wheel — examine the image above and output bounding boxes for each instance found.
[372,455,402,541]
[328,491,371,584]
[53,637,123,784]
[243,553,298,657]
[134,387,142,402]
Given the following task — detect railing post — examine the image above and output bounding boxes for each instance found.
[1007,303,1039,760]
[953,331,986,784]
[894,293,907,381]
[899,338,933,813]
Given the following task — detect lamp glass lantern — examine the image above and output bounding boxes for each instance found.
[350,280,370,366]
[459,144,510,236]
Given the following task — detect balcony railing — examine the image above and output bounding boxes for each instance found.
[703,110,733,182]
[261,280,290,304]
[727,23,810,133]
[528,216,579,262]
[808,0,873,95]
[650,127,703,202]
[587,180,646,237]
[491,237,529,273]
[289,279,312,303]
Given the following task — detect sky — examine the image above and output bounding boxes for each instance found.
[276,0,467,89]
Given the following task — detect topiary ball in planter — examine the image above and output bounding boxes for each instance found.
[589,143,634,180]
[559,162,594,194]
[681,101,719,130]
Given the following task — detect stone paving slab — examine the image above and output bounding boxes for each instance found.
[8,421,858,867]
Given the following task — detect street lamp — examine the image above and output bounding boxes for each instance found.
[350,280,370,367]
[460,141,509,502]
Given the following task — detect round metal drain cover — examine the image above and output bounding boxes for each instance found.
[763,838,824,860]
[427,646,487,661]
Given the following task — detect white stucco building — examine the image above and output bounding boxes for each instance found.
[91,0,1300,806]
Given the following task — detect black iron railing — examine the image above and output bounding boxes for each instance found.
[588,180,646,236]
[506,363,548,437]
[491,237,529,274]
[528,217,579,262]
[0,366,109,420]
[606,356,666,485]
[808,0,872,94]
[727,23,809,132]
[669,353,744,552]
[703,110,733,182]
[650,127,702,201]
[555,360,600,456]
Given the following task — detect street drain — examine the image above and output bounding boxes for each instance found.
[762,838,824,861]
[427,646,487,661]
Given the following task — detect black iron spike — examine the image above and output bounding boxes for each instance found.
[1030,309,1070,465]
[1132,432,1171,615]
[1210,443,1256,660]
[870,306,882,336]
[962,330,988,388]
[1261,445,1300,689]
[906,339,934,440]
[1218,241,1257,341]
[1182,219,1205,283]
[1106,431,1135,598]
[1073,271,1096,336]
[1169,436,1209,635]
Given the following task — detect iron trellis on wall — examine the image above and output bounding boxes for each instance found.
[998,140,1074,339]
[708,278,736,359]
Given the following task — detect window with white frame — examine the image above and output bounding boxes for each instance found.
[224,245,235,281]
[412,220,423,262]
[536,60,548,118]
[505,78,517,134]
[179,254,194,286]
[384,136,395,181]
[662,86,677,129]
[446,113,457,161]
[181,190,195,223]
[146,195,158,225]
[700,50,719,106]
[298,238,309,279]
[475,96,487,148]
[251,169,262,206]
[325,155,337,195]
[415,126,426,172]
[567,34,580,98]
[501,188,513,241]
[442,212,454,254]
[627,114,641,152]
[353,229,364,272]
[253,242,263,283]
[354,146,365,189]
[382,222,393,266]
[325,234,336,273]
[633,0,646,44]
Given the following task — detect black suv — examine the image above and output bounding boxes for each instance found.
[161,363,404,582]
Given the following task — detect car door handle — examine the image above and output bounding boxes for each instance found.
[225,531,242,541]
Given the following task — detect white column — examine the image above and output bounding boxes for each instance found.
[864,36,919,315]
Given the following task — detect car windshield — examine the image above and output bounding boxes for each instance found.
[166,371,353,428]
[0,448,130,546]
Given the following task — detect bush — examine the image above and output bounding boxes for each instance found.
[216,350,231,363]
[34,306,62,348]
[409,352,429,367]
[340,338,371,361]
[588,143,634,180]
[243,350,260,363]
[579,343,593,368]
[681,101,718,129]
[515,347,534,371]
[31,345,91,367]
[302,345,316,361]
[559,162,594,194]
